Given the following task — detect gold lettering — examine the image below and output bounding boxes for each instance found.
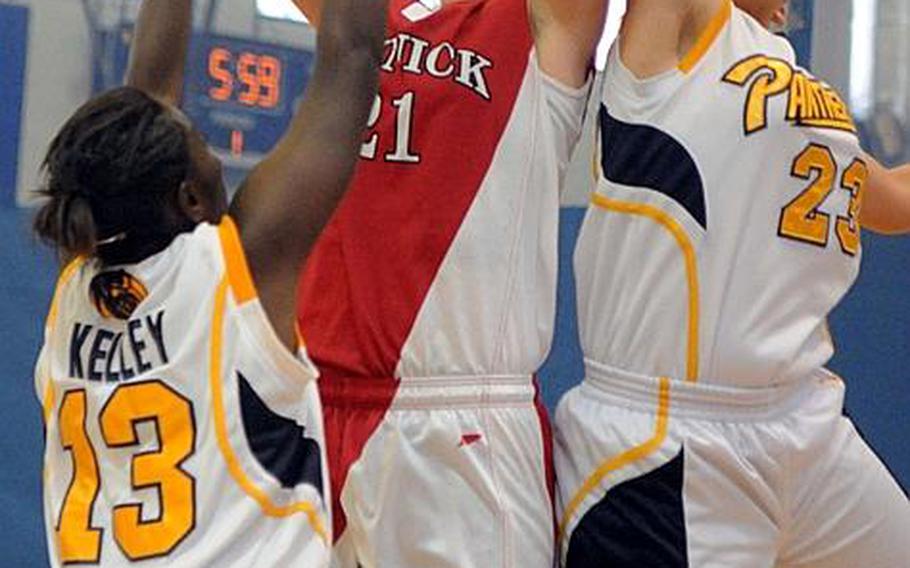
[726,55,857,135]
[723,56,793,134]
[805,81,822,120]
[787,73,808,121]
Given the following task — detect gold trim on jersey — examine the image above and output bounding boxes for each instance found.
[217,215,309,353]
[678,0,731,74]
[209,276,329,542]
[42,257,87,422]
[590,194,701,382]
[43,386,57,425]
[558,377,671,541]
[46,257,86,333]
[217,216,257,306]
[294,322,308,351]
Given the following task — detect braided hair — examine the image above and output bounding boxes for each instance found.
[34,86,193,265]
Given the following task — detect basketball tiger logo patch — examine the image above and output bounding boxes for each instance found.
[90,270,148,320]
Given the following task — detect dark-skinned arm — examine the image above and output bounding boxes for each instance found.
[229,0,388,349]
[125,0,193,104]
[293,0,323,26]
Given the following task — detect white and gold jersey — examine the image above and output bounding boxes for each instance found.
[577,1,865,387]
[35,218,330,567]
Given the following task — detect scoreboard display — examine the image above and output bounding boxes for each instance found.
[184,35,314,189]
[183,35,314,187]
[108,28,315,190]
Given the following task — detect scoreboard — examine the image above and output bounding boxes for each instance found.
[183,35,314,188]
[107,28,315,190]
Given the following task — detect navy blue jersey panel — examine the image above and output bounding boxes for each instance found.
[238,373,324,495]
[565,448,688,567]
[600,106,707,229]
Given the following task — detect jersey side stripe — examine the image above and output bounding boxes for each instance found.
[590,194,701,382]
[217,217,257,306]
[42,257,86,422]
[42,385,56,425]
[45,257,85,332]
[557,377,672,540]
[209,276,328,542]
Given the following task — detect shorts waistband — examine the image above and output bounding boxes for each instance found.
[320,374,537,410]
[583,359,834,420]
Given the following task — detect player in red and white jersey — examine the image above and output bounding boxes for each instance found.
[293,0,608,565]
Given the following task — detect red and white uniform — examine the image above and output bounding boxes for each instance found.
[297,0,589,565]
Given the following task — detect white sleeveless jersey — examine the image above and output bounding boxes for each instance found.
[576,1,865,388]
[35,218,330,567]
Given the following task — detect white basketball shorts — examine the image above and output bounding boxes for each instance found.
[323,375,557,568]
[554,360,910,567]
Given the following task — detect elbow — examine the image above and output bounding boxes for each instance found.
[343,43,384,79]
[864,223,910,236]
[317,17,385,69]
[318,34,383,106]
[861,167,910,235]
[339,45,383,109]
[861,207,910,235]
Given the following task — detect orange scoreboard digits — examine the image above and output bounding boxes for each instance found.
[208,48,233,102]
[175,33,313,182]
[107,29,313,184]
[206,47,283,110]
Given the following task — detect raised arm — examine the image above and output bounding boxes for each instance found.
[125,0,193,104]
[530,0,609,88]
[229,0,388,348]
[611,0,727,79]
[860,158,910,235]
[292,0,323,26]
[296,0,606,89]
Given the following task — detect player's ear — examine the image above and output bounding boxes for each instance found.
[770,4,789,28]
[176,180,209,224]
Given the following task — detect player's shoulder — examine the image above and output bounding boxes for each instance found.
[129,220,226,292]
[163,217,233,278]
[729,4,796,63]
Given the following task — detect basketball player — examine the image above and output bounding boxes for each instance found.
[556,0,910,566]
[32,0,387,565]
[291,0,608,565]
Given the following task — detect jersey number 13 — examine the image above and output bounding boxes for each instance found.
[55,380,196,563]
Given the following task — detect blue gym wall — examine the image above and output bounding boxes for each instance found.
[0,4,27,207]
[1,2,908,565]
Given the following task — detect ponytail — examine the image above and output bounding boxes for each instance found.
[33,190,97,260]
